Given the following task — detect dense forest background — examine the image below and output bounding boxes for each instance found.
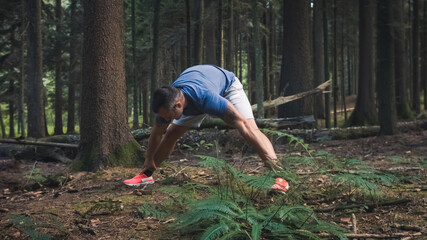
[0,0,426,168]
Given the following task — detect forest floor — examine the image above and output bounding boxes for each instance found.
[0,128,426,239]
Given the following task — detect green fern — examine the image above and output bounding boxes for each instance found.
[333,173,378,192]
[137,203,172,220]
[199,222,231,240]
[25,168,47,184]
[8,214,53,240]
[171,195,347,240]
[262,129,314,156]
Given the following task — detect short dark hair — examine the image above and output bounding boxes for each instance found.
[152,86,181,113]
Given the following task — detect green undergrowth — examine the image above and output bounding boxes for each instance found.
[135,129,415,239]
[7,214,69,240]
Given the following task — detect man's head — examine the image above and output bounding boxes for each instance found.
[152,86,185,121]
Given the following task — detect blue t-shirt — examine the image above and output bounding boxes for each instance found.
[157,65,235,122]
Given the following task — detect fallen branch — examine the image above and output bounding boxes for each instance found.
[252,80,331,112]
[315,198,411,213]
[0,139,78,148]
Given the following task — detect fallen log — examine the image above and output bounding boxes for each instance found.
[251,80,331,112]
[0,139,78,148]
[315,198,411,213]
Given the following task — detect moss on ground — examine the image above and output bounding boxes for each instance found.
[73,139,144,171]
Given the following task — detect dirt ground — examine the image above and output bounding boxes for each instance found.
[0,129,426,240]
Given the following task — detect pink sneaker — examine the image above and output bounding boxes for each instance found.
[270,178,289,193]
[123,173,154,186]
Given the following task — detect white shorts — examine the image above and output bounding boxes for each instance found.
[173,77,254,128]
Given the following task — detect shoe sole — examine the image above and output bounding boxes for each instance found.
[123,181,155,186]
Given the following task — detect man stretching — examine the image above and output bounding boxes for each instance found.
[124,65,289,192]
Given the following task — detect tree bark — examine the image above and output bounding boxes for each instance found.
[19,0,26,137]
[226,0,234,71]
[67,0,78,134]
[149,0,161,125]
[204,0,216,65]
[0,105,5,138]
[412,0,420,113]
[422,0,427,108]
[186,0,191,67]
[314,0,325,119]
[193,0,204,65]
[75,0,143,171]
[252,0,263,118]
[26,0,45,138]
[217,0,223,67]
[323,0,331,128]
[131,0,139,130]
[278,0,313,118]
[393,0,412,119]
[377,0,397,135]
[347,0,377,126]
[54,0,63,135]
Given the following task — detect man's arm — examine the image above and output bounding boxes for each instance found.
[222,101,282,171]
[143,121,169,171]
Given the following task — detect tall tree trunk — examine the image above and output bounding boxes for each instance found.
[204,0,216,64]
[340,9,347,121]
[347,47,352,95]
[54,0,63,135]
[186,0,191,67]
[150,0,161,125]
[278,0,313,118]
[252,0,263,117]
[75,0,143,171]
[393,0,412,118]
[26,0,45,138]
[193,0,204,65]
[131,0,139,130]
[347,0,377,126]
[9,72,15,138]
[142,88,149,127]
[324,0,331,128]
[314,0,325,119]
[67,0,78,134]
[217,0,223,67]
[0,106,5,138]
[422,0,427,108]
[226,0,234,71]
[412,0,420,113]
[8,30,15,138]
[19,0,26,137]
[332,0,338,127]
[377,0,397,135]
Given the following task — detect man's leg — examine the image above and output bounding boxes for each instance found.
[223,77,282,171]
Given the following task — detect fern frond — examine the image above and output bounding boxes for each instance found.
[197,155,241,178]
[217,230,248,240]
[305,221,348,240]
[251,222,263,240]
[199,222,230,240]
[239,174,275,192]
[333,173,378,192]
[137,203,171,220]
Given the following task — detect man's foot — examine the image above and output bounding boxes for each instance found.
[270,178,289,193]
[123,173,154,186]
